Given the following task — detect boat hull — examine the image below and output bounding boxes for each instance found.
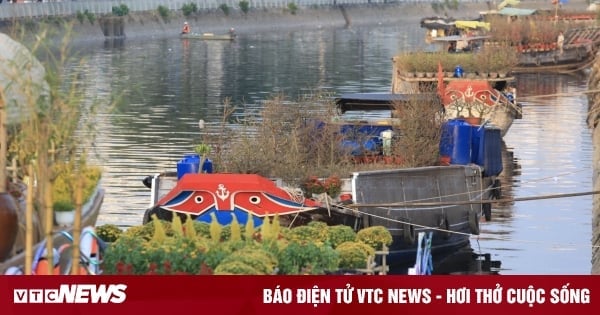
[346,165,486,268]
[0,186,105,274]
[181,33,235,40]
[512,44,596,73]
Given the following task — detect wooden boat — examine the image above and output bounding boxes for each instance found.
[391,56,522,137]
[181,30,236,41]
[140,94,505,269]
[421,13,600,74]
[0,183,105,275]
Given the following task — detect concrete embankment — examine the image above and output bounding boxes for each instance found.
[0,2,502,42]
[0,1,592,42]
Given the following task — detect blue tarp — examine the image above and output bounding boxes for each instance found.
[497,7,537,16]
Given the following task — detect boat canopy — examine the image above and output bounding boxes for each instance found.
[455,20,491,31]
[497,7,537,16]
[431,35,491,42]
[420,16,455,30]
[335,93,438,113]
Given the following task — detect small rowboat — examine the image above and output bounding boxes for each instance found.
[181,31,236,41]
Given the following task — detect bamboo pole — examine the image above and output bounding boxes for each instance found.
[0,87,6,193]
[71,169,83,275]
[25,164,34,275]
[44,178,54,274]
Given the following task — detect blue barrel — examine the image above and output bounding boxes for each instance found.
[481,126,503,177]
[439,121,454,158]
[449,119,472,165]
[471,125,485,165]
[177,157,199,179]
[454,65,464,78]
[363,136,382,154]
[341,139,361,156]
[202,158,213,174]
[177,155,213,179]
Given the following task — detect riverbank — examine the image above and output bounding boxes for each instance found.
[1,1,592,43]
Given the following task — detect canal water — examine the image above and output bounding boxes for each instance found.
[68,21,593,274]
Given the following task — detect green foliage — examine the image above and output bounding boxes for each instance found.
[77,9,96,24]
[287,2,298,15]
[76,11,85,24]
[182,3,198,17]
[288,224,328,244]
[194,144,211,155]
[327,225,357,248]
[157,5,170,21]
[52,200,74,212]
[101,212,389,275]
[95,224,123,242]
[277,241,339,274]
[239,0,250,15]
[230,216,242,241]
[209,213,223,241]
[215,246,277,274]
[103,234,205,274]
[336,241,374,269]
[123,220,175,241]
[356,226,393,250]
[219,4,230,16]
[244,217,255,241]
[51,162,102,207]
[112,4,130,17]
[214,261,261,274]
[85,10,96,25]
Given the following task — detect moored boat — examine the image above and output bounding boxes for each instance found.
[0,182,105,275]
[181,29,236,41]
[391,54,522,137]
[140,92,504,269]
[421,9,600,74]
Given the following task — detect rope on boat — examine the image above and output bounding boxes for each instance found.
[345,190,600,208]
[329,201,600,250]
[521,88,600,100]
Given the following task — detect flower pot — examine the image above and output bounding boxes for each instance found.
[55,210,75,226]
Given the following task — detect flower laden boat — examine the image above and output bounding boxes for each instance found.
[391,53,522,137]
[141,92,505,269]
[142,171,330,227]
[421,9,600,74]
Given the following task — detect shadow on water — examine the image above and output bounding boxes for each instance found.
[387,245,502,275]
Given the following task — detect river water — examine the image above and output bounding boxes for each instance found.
[68,21,593,274]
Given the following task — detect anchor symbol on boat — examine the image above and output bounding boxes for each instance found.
[464,85,474,100]
[216,184,230,201]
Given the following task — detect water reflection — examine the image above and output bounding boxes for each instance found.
[389,245,502,275]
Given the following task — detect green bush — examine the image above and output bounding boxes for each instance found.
[219,4,230,16]
[239,1,250,15]
[85,10,96,25]
[95,224,123,243]
[327,225,357,248]
[182,3,198,17]
[216,247,277,274]
[336,241,374,269]
[53,200,74,212]
[76,11,85,24]
[112,4,129,17]
[356,226,393,250]
[157,5,170,21]
[287,2,298,15]
[277,241,338,274]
